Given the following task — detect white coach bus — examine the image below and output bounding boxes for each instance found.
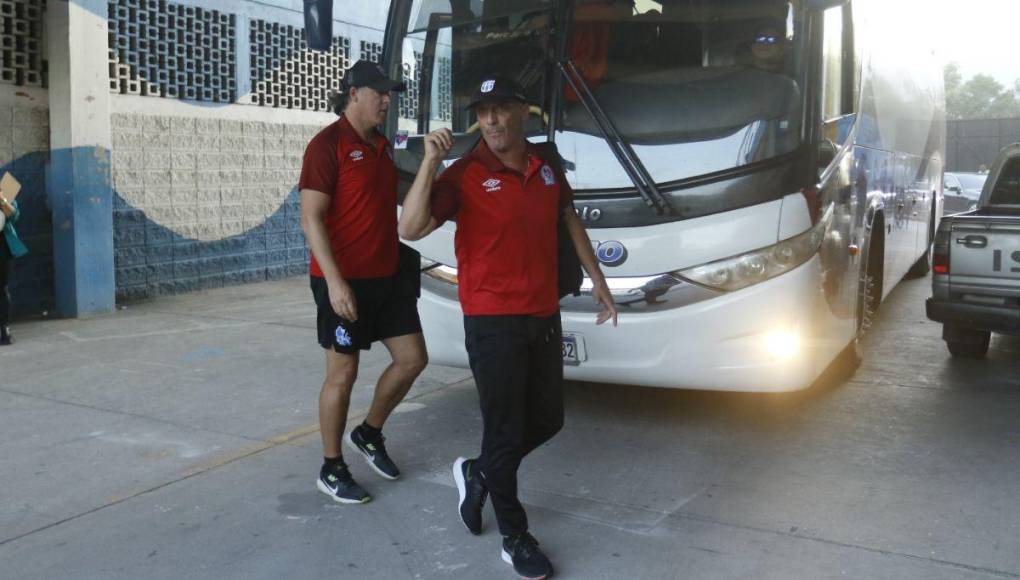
[377,0,944,391]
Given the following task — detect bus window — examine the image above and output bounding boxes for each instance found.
[400,0,553,137]
[557,0,806,189]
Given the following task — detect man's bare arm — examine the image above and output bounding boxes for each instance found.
[300,188,358,321]
[398,128,453,241]
[563,208,618,326]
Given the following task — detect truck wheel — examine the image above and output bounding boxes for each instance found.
[944,326,990,358]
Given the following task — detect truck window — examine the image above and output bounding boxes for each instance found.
[989,158,1020,205]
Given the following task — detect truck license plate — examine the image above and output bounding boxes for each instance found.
[561,333,584,365]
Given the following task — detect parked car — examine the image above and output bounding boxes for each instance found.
[927,145,1020,357]
[943,171,987,215]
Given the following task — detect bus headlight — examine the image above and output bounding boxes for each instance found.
[675,206,831,293]
[762,329,800,360]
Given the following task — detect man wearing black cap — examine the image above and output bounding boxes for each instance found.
[399,76,617,579]
[300,60,428,505]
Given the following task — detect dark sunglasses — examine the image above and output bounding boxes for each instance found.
[754,34,781,45]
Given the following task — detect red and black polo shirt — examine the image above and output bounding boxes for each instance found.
[298,115,399,279]
[431,140,574,317]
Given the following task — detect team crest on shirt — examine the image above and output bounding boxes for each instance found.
[482,178,502,192]
[349,149,365,161]
[540,165,556,186]
[335,324,352,347]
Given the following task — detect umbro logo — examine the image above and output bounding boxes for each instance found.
[482,178,501,192]
[349,150,364,161]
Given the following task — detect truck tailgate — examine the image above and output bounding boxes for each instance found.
[949,217,1020,298]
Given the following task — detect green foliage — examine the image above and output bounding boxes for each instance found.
[945,62,1020,120]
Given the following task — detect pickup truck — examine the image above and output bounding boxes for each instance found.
[927,144,1020,358]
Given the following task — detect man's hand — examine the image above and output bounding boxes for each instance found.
[327,278,358,322]
[423,128,454,164]
[591,279,618,326]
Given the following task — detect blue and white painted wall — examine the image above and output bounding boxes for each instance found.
[3,0,395,318]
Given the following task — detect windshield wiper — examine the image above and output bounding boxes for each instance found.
[556,59,673,216]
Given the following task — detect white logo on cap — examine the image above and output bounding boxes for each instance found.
[349,150,364,161]
[540,165,556,186]
[482,178,502,192]
[481,80,495,93]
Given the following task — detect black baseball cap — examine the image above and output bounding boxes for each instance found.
[341,59,406,92]
[467,76,528,108]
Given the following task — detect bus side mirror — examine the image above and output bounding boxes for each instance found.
[818,139,838,167]
[304,0,333,51]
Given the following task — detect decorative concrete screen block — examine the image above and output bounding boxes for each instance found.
[249,18,350,112]
[399,50,422,121]
[437,56,451,122]
[359,39,381,64]
[0,0,47,87]
[107,0,237,103]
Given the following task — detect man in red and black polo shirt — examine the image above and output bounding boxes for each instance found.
[399,76,617,579]
[300,60,427,505]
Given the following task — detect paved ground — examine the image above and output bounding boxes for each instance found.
[1,273,1019,580]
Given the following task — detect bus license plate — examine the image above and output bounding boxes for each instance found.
[562,333,584,366]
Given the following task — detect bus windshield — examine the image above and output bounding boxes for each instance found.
[400,0,806,191]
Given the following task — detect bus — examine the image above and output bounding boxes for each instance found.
[376,0,944,391]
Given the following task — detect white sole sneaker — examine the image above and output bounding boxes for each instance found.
[316,478,370,504]
[452,456,475,533]
[501,548,549,580]
[345,431,399,481]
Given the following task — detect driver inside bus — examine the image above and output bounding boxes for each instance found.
[750,22,788,74]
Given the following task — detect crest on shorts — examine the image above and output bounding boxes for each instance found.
[335,324,352,347]
[540,165,556,186]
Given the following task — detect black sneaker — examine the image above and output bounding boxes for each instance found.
[316,462,371,504]
[453,456,487,535]
[345,426,400,480]
[502,532,553,579]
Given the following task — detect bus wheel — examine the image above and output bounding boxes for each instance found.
[836,225,883,376]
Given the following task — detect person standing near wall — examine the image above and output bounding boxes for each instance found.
[0,189,28,345]
[300,60,428,504]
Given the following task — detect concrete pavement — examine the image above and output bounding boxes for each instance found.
[2,274,1020,579]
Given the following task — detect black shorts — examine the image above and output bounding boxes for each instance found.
[311,275,422,354]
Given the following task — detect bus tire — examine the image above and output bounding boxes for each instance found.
[834,221,884,376]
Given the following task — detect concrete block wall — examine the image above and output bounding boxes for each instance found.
[1,1,395,317]
[104,1,392,304]
[111,112,319,301]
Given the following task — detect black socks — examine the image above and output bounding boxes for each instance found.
[358,421,382,441]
